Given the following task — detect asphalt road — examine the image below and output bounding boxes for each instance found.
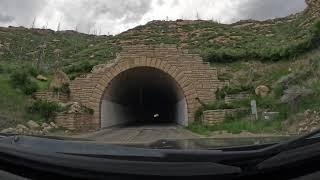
[75,124,201,144]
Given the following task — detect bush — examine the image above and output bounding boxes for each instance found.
[23,81,39,95]
[82,106,94,115]
[194,100,242,122]
[27,66,39,77]
[10,70,39,95]
[10,70,28,86]
[53,83,70,94]
[65,61,94,74]
[28,100,63,122]
[216,85,254,100]
[273,84,285,98]
[313,21,320,35]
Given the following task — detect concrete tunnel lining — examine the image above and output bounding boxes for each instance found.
[100,67,188,128]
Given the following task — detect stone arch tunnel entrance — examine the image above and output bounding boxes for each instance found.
[68,45,220,131]
[101,67,188,128]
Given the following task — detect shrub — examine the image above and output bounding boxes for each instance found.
[28,100,63,122]
[194,101,242,122]
[216,85,254,100]
[23,81,39,95]
[313,20,320,35]
[273,84,285,98]
[27,66,40,77]
[65,61,94,74]
[82,106,94,115]
[0,65,3,74]
[10,70,39,95]
[53,83,70,94]
[10,70,29,87]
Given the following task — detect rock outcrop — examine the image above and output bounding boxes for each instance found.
[306,0,320,16]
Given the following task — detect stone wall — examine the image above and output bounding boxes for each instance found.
[224,93,250,104]
[203,110,226,125]
[55,113,96,132]
[203,109,247,125]
[34,91,69,102]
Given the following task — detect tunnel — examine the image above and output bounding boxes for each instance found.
[100,67,188,128]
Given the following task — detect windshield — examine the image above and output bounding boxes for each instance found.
[0,0,318,150]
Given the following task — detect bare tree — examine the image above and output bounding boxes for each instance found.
[87,24,91,34]
[31,17,37,28]
[196,11,201,20]
[99,26,102,35]
[57,22,61,31]
[37,43,46,71]
[75,25,78,32]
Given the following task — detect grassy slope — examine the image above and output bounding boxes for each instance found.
[189,47,320,135]
[0,7,319,130]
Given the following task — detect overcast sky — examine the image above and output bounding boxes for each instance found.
[0,0,307,35]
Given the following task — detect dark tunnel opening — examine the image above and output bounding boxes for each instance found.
[100,67,188,128]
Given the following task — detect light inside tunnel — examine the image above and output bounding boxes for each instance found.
[101,67,188,128]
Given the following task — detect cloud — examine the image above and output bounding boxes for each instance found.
[0,13,14,23]
[233,0,307,22]
[0,0,48,26]
[0,0,307,34]
[52,0,153,34]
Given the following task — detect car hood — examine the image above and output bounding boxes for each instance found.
[145,136,295,150]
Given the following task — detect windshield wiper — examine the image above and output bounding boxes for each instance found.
[256,129,320,170]
[264,129,320,153]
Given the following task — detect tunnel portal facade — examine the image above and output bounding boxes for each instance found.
[69,45,222,130]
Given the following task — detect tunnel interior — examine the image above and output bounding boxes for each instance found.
[101,67,188,128]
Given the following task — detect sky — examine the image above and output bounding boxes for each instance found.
[0,0,307,35]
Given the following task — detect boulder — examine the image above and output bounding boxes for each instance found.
[255,85,270,97]
[43,125,53,132]
[280,86,313,103]
[27,120,40,130]
[276,73,296,87]
[50,122,58,128]
[36,74,48,81]
[41,123,50,128]
[16,124,28,131]
[1,128,15,134]
[53,49,62,54]
[68,102,82,113]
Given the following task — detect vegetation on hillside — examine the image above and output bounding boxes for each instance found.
[191,46,320,135]
[0,5,320,133]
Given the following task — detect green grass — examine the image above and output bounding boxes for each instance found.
[0,75,31,128]
[188,118,283,135]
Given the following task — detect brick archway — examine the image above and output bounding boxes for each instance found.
[69,45,220,130]
[88,58,198,128]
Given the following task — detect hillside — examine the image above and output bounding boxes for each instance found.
[0,2,320,134]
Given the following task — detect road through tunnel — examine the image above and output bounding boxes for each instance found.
[101,67,188,128]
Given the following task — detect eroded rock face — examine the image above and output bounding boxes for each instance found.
[306,0,320,8]
[306,0,320,15]
[280,86,313,103]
